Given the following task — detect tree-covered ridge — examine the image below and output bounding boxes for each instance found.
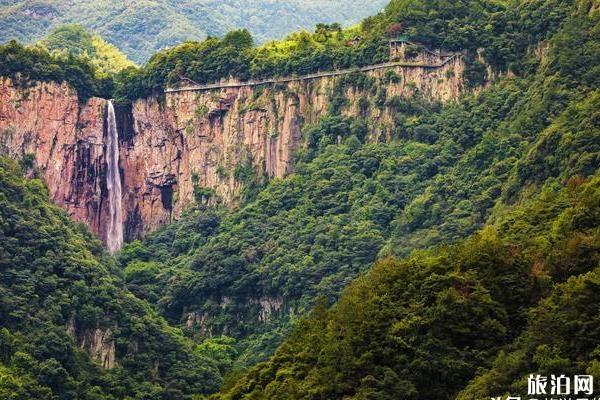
[0,0,581,103]
[205,2,600,393]
[0,158,237,399]
[112,0,579,101]
[117,0,599,373]
[0,40,112,101]
[0,25,133,102]
[39,25,135,76]
[218,172,600,399]
[0,0,388,64]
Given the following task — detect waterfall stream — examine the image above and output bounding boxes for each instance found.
[106,100,123,254]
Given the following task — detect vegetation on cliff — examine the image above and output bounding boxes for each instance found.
[117,0,598,362]
[1,0,583,103]
[0,158,236,398]
[218,172,600,399]
[0,0,388,64]
[39,25,135,76]
[0,40,112,101]
[0,25,132,101]
[0,0,598,398]
[208,2,600,396]
[112,0,579,101]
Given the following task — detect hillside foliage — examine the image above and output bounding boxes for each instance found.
[0,25,134,101]
[0,158,236,399]
[112,0,579,101]
[0,0,388,64]
[115,0,600,378]
[219,173,600,399]
[0,40,112,101]
[0,0,598,398]
[40,25,135,76]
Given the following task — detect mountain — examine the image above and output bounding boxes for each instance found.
[0,0,598,398]
[122,0,600,371]
[39,25,135,75]
[0,29,466,246]
[219,172,600,399]
[0,0,388,64]
[0,157,237,398]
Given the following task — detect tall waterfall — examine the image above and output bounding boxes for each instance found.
[106,100,123,254]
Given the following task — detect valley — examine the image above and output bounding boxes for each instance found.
[0,0,598,399]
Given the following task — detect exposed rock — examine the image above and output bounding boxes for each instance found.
[184,296,285,337]
[254,297,284,323]
[67,318,116,369]
[0,78,111,241]
[0,52,465,243]
[185,311,213,336]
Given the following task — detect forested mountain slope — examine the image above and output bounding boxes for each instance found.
[39,25,135,75]
[0,0,598,398]
[110,0,579,101]
[219,172,600,399]
[0,0,387,63]
[207,0,600,396]
[0,158,236,398]
[118,0,600,374]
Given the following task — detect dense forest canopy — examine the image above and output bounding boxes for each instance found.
[114,0,600,376]
[0,0,388,63]
[0,0,584,103]
[0,157,241,399]
[110,0,579,101]
[0,0,598,398]
[219,172,600,399]
[0,40,113,101]
[39,25,135,76]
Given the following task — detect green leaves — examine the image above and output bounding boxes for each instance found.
[221,170,600,399]
[0,41,109,101]
[0,157,232,397]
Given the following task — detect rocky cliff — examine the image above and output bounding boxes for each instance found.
[0,53,465,245]
[67,318,116,369]
[0,79,113,240]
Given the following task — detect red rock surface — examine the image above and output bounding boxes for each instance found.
[0,55,465,245]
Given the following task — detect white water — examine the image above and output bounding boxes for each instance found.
[106,101,123,254]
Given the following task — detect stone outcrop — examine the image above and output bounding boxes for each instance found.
[67,318,116,369]
[184,296,287,337]
[255,297,285,323]
[185,311,213,336]
[0,52,465,243]
[0,79,112,240]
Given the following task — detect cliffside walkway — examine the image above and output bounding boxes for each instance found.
[164,52,461,94]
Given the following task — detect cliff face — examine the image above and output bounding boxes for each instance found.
[0,54,464,243]
[67,318,116,369]
[125,56,464,239]
[0,78,112,240]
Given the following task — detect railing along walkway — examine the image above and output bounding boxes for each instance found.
[165,53,461,94]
